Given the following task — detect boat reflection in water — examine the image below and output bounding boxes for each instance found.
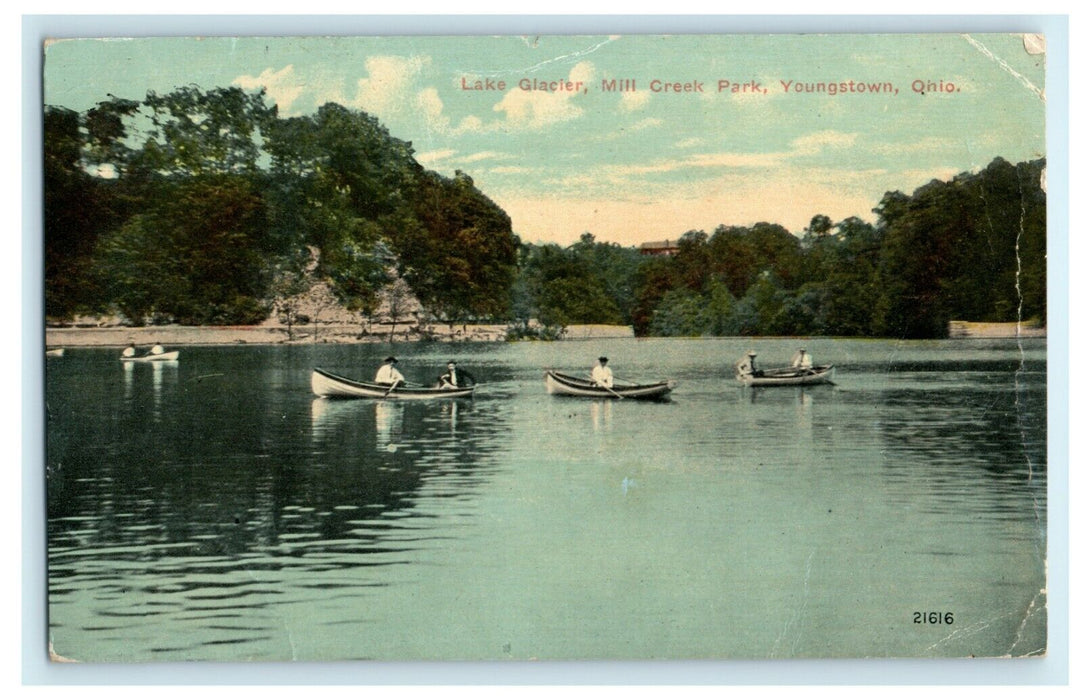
[120,358,178,420]
[374,401,404,452]
[45,341,1046,662]
[440,400,459,436]
[591,399,613,432]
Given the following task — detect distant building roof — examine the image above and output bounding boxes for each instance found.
[638,239,680,255]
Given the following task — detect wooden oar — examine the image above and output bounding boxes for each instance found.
[587,374,624,400]
[383,379,401,397]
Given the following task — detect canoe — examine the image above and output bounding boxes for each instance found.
[736,364,835,387]
[311,367,476,400]
[46,348,64,357]
[120,350,180,362]
[545,370,676,400]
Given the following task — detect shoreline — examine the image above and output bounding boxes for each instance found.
[43,323,510,348]
[43,321,1044,348]
[43,323,639,347]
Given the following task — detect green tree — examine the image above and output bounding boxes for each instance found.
[94,176,270,324]
[139,86,274,177]
[650,287,710,336]
[44,106,116,318]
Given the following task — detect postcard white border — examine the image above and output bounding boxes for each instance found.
[16,13,1071,688]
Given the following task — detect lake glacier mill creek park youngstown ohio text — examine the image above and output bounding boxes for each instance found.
[42,33,1048,664]
[462,75,956,95]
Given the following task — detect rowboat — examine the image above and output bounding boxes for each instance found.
[544,370,676,400]
[735,364,835,387]
[311,367,476,399]
[120,350,180,362]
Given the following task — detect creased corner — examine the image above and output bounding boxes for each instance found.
[48,641,78,663]
[1022,34,1046,56]
[961,34,1045,102]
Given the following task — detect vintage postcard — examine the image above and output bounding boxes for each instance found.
[42,31,1050,666]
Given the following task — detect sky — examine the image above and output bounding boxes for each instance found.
[42,33,1047,246]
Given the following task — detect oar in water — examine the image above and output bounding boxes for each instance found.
[383,379,401,397]
[587,374,624,400]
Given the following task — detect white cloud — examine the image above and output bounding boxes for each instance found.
[417,87,447,130]
[492,87,582,130]
[628,118,662,132]
[459,150,505,164]
[414,148,517,175]
[233,65,306,115]
[352,55,431,117]
[619,91,650,112]
[489,165,535,174]
[413,148,456,169]
[870,137,959,156]
[791,130,859,155]
[491,61,594,131]
[577,150,785,182]
[495,169,886,246]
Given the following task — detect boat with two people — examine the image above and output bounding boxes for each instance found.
[311,367,476,400]
[734,350,834,387]
[120,343,179,363]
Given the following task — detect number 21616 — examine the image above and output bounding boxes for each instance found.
[913,612,953,624]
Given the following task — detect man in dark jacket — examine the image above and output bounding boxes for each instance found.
[437,360,476,388]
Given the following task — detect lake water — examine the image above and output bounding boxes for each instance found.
[44,337,1047,661]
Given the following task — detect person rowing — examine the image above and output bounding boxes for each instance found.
[591,356,614,388]
[589,356,625,399]
[736,351,765,378]
[374,356,406,394]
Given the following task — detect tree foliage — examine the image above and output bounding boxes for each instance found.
[537,158,1043,340]
[43,87,1044,338]
[45,88,519,325]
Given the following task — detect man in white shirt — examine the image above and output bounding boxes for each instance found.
[374,356,406,385]
[792,348,812,371]
[591,357,614,388]
[121,343,137,358]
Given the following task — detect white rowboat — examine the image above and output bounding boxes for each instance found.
[545,370,676,400]
[121,351,180,362]
[736,364,835,386]
[311,367,475,399]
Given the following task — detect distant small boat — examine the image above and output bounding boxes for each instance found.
[736,364,835,387]
[545,370,676,400]
[311,367,476,399]
[46,348,64,357]
[121,350,180,363]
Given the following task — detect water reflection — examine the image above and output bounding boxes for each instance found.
[590,400,613,431]
[123,361,133,397]
[374,401,404,451]
[150,361,178,418]
[440,400,459,436]
[876,382,1046,523]
[119,359,179,419]
[45,342,1047,662]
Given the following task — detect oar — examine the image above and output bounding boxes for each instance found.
[383,379,401,398]
[587,374,624,400]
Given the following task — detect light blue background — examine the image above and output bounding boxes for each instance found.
[21,13,1070,686]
